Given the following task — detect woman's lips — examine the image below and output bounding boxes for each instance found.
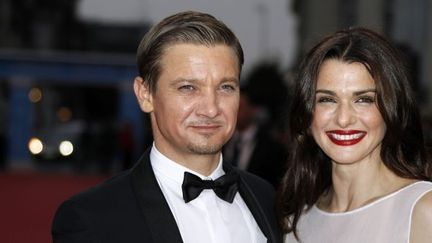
[326,130,366,146]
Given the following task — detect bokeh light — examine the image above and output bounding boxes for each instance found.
[28,137,43,155]
[28,88,42,103]
[59,140,74,156]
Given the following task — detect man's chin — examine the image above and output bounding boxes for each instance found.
[187,143,223,155]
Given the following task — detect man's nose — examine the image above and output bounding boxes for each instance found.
[196,90,219,118]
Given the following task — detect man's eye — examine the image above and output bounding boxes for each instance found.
[221,84,236,91]
[178,85,194,91]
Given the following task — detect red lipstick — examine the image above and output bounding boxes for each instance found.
[326,130,366,146]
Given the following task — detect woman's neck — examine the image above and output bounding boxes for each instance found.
[317,160,415,213]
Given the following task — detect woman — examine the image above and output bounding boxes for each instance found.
[278,27,432,243]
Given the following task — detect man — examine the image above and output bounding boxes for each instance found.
[52,11,281,243]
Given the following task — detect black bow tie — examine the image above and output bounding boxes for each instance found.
[182,171,239,203]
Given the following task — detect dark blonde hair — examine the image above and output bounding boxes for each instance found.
[136,11,244,93]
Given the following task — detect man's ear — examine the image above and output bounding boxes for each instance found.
[134,76,154,113]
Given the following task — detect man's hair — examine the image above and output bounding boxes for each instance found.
[278,27,431,239]
[136,10,244,93]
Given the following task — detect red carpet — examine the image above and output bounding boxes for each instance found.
[0,171,109,243]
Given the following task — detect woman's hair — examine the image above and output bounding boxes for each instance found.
[277,27,431,239]
[136,10,244,93]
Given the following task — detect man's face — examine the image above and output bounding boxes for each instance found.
[135,43,240,165]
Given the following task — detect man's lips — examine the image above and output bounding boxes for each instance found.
[190,124,221,129]
[189,122,223,133]
[326,130,366,146]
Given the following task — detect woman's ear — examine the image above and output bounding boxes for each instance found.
[133,76,154,113]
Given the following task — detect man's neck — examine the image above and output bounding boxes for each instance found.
[153,143,221,176]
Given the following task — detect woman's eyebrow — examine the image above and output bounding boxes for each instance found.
[315,89,376,96]
[353,88,376,96]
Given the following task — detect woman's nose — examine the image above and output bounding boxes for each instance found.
[335,102,356,127]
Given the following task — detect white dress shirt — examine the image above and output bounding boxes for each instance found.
[150,145,267,243]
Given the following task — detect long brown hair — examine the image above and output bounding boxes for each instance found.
[278,27,431,239]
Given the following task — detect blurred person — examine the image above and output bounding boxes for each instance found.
[224,85,288,188]
[244,62,291,144]
[52,11,281,243]
[278,27,432,243]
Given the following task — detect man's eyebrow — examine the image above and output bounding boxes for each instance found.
[169,77,240,84]
[221,77,240,83]
[169,78,198,84]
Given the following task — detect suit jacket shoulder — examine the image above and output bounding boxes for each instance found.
[51,169,153,243]
[238,169,276,211]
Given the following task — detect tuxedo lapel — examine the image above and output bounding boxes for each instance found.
[131,150,183,243]
[223,162,278,243]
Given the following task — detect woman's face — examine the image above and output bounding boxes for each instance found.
[310,59,386,165]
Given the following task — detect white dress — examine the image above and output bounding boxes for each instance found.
[284,181,432,243]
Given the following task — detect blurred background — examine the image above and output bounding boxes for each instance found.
[0,0,431,242]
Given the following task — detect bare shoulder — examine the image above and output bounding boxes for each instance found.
[410,190,432,243]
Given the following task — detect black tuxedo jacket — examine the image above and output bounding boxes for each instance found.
[52,149,282,243]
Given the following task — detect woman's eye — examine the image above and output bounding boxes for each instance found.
[317,96,335,103]
[356,96,375,103]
